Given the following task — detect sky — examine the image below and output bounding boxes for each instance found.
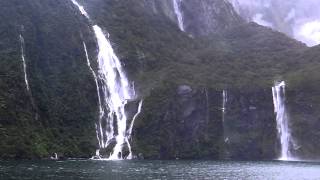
[229,0,320,46]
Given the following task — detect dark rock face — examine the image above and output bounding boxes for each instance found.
[133,85,278,160]
[141,0,177,23]
[182,0,244,36]
[224,89,278,160]
[287,88,320,161]
[133,85,223,159]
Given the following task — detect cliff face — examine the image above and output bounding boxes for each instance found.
[287,88,320,161]
[0,0,98,159]
[285,47,320,160]
[223,89,278,160]
[140,0,244,36]
[132,85,278,160]
[133,85,223,159]
[181,0,244,36]
[0,0,319,160]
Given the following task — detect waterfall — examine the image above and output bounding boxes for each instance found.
[127,100,143,140]
[173,0,185,31]
[19,35,31,92]
[221,90,228,139]
[19,34,39,120]
[222,90,227,119]
[272,81,293,161]
[71,0,141,160]
[222,90,228,143]
[83,42,103,150]
[126,100,143,159]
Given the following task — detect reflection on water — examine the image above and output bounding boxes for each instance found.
[0,160,320,180]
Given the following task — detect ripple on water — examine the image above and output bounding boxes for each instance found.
[0,160,320,180]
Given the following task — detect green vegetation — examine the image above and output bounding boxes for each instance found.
[85,0,308,93]
[0,0,319,159]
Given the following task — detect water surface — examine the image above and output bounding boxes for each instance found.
[1,160,319,180]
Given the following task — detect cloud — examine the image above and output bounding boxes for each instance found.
[230,0,320,46]
[253,14,273,28]
[295,21,320,46]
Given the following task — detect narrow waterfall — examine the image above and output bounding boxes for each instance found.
[126,100,143,159]
[20,34,39,120]
[83,42,103,149]
[222,90,229,143]
[71,0,141,160]
[173,0,185,31]
[127,100,143,140]
[222,90,227,120]
[272,81,293,161]
[19,35,31,92]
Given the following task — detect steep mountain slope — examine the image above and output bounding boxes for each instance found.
[0,0,319,160]
[285,45,320,160]
[76,0,316,160]
[0,0,98,159]
[122,0,244,36]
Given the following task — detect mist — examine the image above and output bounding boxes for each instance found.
[230,0,320,46]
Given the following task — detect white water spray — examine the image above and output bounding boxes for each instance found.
[71,0,141,160]
[272,81,293,161]
[173,0,185,31]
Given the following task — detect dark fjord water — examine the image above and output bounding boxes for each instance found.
[1,160,319,180]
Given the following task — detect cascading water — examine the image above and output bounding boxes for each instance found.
[173,0,185,31]
[222,90,228,143]
[222,90,227,119]
[127,100,143,140]
[71,0,142,160]
[83,42,103,150]
[19,35,31,92]
[20,34,39,120]
[126,100,143,159]
[272,81,293,161]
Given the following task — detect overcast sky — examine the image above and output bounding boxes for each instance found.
[229,0,320,46]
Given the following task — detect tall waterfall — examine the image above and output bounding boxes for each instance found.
[71,0,142,160]
[173,0,185,31]
[83,42,103,149]
[272,81,293,161]
[20,34,39,120]
[19,35,31,92]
